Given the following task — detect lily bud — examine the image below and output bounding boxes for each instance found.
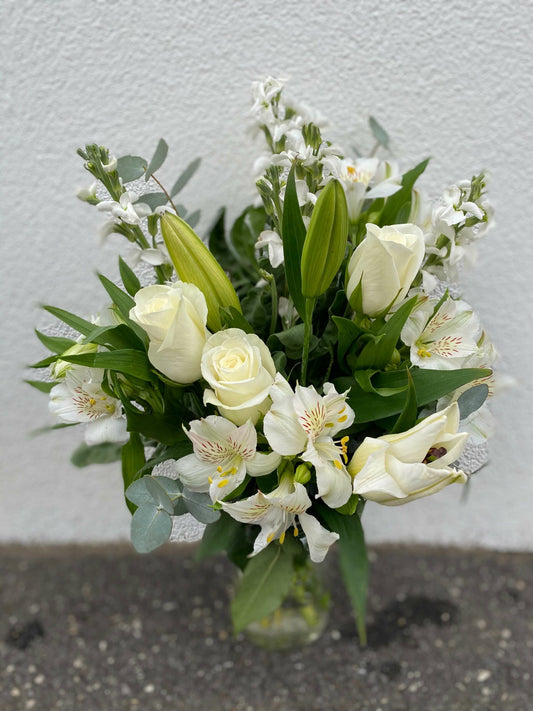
[161,213,241,331]
[51,342,98,380]
[300,179,348,298]
[294,462,312,485]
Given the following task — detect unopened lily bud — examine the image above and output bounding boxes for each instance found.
[161,213,241,331]
[294,462,312,485]
[300,179,348,298]
[51,342,98,380]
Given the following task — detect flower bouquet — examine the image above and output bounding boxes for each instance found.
[29,78,495,647]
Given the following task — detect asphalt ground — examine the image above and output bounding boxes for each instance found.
[0,544,531,711]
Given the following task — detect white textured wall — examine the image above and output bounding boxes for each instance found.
[1,0,532,549]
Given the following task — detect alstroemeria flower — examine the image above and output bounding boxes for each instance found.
[97,191,152,225]
[401,296,482,370]
[49,366,128,446]
[263,374,355,509]
[221,474,339,562]
[175,416,281,502]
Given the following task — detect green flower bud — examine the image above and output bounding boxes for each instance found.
[300,179,348,298]
[294,462,312,485]
[51,342,98,380]
[161,213,241,332]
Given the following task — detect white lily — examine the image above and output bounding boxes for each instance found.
[221,473,339,562]
[49,366,127,446]
[175,416,281,502]
[263,374,355,509]
[97,191,152,225]
[402,296,482,370]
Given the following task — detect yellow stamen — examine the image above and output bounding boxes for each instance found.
[89,398,96,406]
[417,346,432,358]
[334,460,343,470]
[340,436,349,445]
[267,532,274,543]
[279,531,286,544]
[293,526,299,537]
[216,465,223,473]
[208,476,213,484]
[217,479,229,488]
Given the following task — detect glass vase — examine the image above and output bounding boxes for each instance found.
[241,557,330,651]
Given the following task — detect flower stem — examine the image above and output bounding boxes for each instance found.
[269,276,278,336]
[150,173,180,215]
[301,297,316,386]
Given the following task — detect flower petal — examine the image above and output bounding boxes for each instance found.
[298,512,339,563]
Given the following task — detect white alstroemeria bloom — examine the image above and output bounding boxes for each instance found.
[97,191,152,225]
[255,230,284,268]
[349,403,468,505]
[175,416,281,502]
[221,474,339,562]
[49,366,128,446]
[401,297,482,370]
[263,374,355,509]
[322,156,401,221]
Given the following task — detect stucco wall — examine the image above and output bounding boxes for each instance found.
[1,0,532,548]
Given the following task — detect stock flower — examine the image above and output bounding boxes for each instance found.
[221,474,339,562]
[348,403,468,505]
[263,375,354,509]
[97,191,151,225]
[255,230,284,268]
[401,296,482,370]
[202,329,276,426]
[129,282,208,383]
[175,416,281,501]
[49,366,127,445]
[346,223,424,316]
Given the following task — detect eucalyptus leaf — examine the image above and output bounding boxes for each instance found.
[70,441,123,468]
[145,138,168,180]
[170,157,202,197]
[144,476,174,515]
[457,384,489,419]
[130,504,172,553]
[369,116,390,149]
[125,477,152,508]
[182,489,220,524]
[187,210,201,229]
[117,155,147,182]
[139,192,168,211]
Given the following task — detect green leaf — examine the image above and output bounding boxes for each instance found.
[97,274,135,321]
[125,477,153,508]
[195,512,243,561]
[171,157,202,197]
[34,330,76,354]
[457,383,489,419]
[29,355,58,369]
[144,476,174,515]
[139,192,168,211]
[281,165,307,319]
[182,489,220,524]
[339,367,491,423]
[118,257,141,297]
[318,506,368,645]
[130,504,172,553]
[43,305,132,349]
[121,432,146,513]
[24,379,57,393]
[81,323,145,351]
[356,296,417,370]
[219,306,254,333]
[61,350,153,380]
[333,316,366,366]
[126,411,191,446]
[70,441,123,468]
[390,369,418,433]
[117,155,147,182]
[145,138,168,180]
[268,323,318,360]
[369,116,390,149]
[231,543,295,634]
[379,158,430,226]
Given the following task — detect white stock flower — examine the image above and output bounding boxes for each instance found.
[102,155,117,173]
[255,230,284,268]
[97,191,152,225]
[263,375,354,509]
[175,416,281,501]
[349,403,468,505]
[49,366,128,446]
[77,181,98,202]
[129,282,208,383]
[221,474,339,563]
[346,223,425,316]
[124,243,171,268]
[401,296,482,370]
[202,329,276,426]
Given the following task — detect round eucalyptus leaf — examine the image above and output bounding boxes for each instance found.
[130,505,172,554]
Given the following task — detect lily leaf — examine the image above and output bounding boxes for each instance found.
[281,165,307,319]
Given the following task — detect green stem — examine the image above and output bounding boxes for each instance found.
[301,297,315,386]
[269,276,278,336]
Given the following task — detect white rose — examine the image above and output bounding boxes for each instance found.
[201,328,276,425]
[346,223,425,316]
[348,403,468,505]
[129,281,208,384]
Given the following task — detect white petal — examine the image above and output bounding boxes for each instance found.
[84,416,128,446]
[246,451,282,477]
[175,453,214,492]
[298,512,339,563]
